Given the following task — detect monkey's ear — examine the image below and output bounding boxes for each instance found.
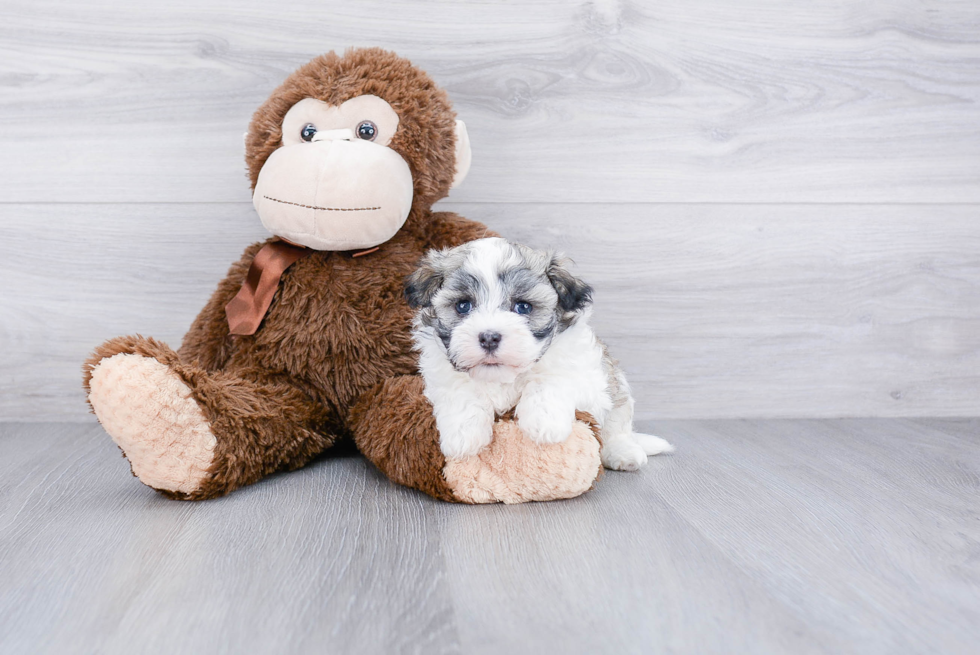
[547,256,593,313]
[405,251,449,308]
[450,120,472,189]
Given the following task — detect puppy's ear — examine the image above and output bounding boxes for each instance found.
[405,250,449,308]
[547,255,593,313]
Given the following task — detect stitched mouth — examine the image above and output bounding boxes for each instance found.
[263,195,380,212]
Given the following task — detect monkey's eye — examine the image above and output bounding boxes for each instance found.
[514,301,533,315]
[455,299,473,315]
[356,120,378,141]
[301,124,317,142]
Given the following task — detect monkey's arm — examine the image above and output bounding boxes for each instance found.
[423,211,500,251]
[178,240,268,371]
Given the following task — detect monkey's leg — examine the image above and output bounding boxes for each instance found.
[84,336,335,500]
[349,376,604,504]
[349,375,459,502]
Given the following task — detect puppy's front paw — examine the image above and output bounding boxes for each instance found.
[601,438,648,472]
[438,421,494,460]
[516,400,575,445]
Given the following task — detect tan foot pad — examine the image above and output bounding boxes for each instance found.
[88,354,216,494]
[443,420,601,504]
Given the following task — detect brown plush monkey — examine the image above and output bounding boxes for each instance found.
[83,48,602,503]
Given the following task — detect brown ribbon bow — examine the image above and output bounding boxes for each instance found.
[225,240,314,336]
[224,241,381,336]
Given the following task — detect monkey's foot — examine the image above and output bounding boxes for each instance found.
[88,353,216,495]
[443,416,602,504]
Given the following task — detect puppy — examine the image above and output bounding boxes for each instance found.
[405,237,673,471]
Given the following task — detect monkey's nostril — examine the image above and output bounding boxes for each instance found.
[311,128,355,142]
[479,331,502,353]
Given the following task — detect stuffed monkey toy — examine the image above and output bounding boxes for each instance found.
[83,48,602,503]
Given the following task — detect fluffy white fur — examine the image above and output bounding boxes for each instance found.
[411,238,674,470]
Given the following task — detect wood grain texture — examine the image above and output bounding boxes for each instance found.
[1,0,978,203]
[650,419,980,655]
[1,419,978,654]
[0,423,460,655]
[2,202,977,421]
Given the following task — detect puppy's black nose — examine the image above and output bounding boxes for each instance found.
[479,331,502,353]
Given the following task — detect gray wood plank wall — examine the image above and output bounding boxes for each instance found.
[2,0,978,420]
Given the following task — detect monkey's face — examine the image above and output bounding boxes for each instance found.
[247,50,472,252]
[253,95,415,251]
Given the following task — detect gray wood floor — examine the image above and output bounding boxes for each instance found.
[2,418,977,654]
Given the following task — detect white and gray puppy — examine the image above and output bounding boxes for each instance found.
[405,237,673,471]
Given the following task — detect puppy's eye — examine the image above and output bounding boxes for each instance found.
[356,120,377,141]
[455,300,473,315]
[301,124,317,142]
[514,301,533,315]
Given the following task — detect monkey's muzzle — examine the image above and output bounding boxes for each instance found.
[252,129,414,251]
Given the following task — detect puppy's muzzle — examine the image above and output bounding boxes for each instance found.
[479,331,502,353]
